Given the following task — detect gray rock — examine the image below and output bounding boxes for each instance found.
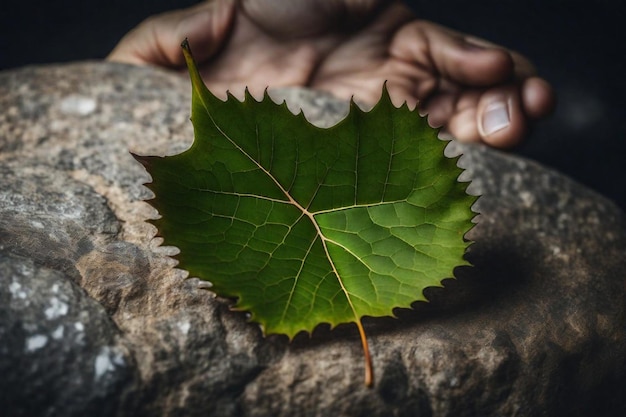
[0,252,137,417]
[0,62,624,417]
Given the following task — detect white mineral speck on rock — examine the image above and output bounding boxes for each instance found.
[59,95,97,116]
[177,319,191,336]
[94,346,126,380]
[519,191,535,208]
[9,281,20,294]
[9,281,27,299]
[26,335,48,352]
[45,297,69,319]
[95,351,114,379]
[74,322,85,344]
[31,220,45,229]
[52,325,64,340]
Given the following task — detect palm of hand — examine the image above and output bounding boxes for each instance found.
[198,2,428,108]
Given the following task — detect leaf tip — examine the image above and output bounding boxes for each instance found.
[380,79,390,96]
[180,39,210,98]
[242,87,251,103]
[380,80,395,108]
[348,96,366,116]
[181,37,190,51]
[262,87,272,102]
[180,37,194,71]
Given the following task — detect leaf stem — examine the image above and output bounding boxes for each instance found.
[355,319,373,387]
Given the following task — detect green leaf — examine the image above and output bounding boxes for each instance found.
[136,40,477,385]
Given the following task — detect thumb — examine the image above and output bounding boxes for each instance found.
[108,0,235,68]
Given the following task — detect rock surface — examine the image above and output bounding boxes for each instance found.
[0,62,624,417]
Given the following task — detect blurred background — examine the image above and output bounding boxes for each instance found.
[1,0,624,210]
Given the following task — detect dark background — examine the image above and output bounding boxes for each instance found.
[1,0,625,210]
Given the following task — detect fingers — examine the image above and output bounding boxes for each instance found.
[441,77,555,148]
[476,85,526,147]
[391,21,518,93]
[475,77,555,147]
[462,35,537,82]
[107,0,235,67]
[391,20,555,148]
[521,77,556,119]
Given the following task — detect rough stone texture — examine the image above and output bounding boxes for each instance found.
[0,252,137,417]
[0,62,624,417]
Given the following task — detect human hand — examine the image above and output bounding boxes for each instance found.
[108,0,555,148]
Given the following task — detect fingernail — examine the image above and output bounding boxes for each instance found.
[481,101,510,135]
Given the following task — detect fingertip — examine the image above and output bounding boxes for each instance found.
[522,77,556,119]
[477,78,555,148]
[477,88,526,148]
